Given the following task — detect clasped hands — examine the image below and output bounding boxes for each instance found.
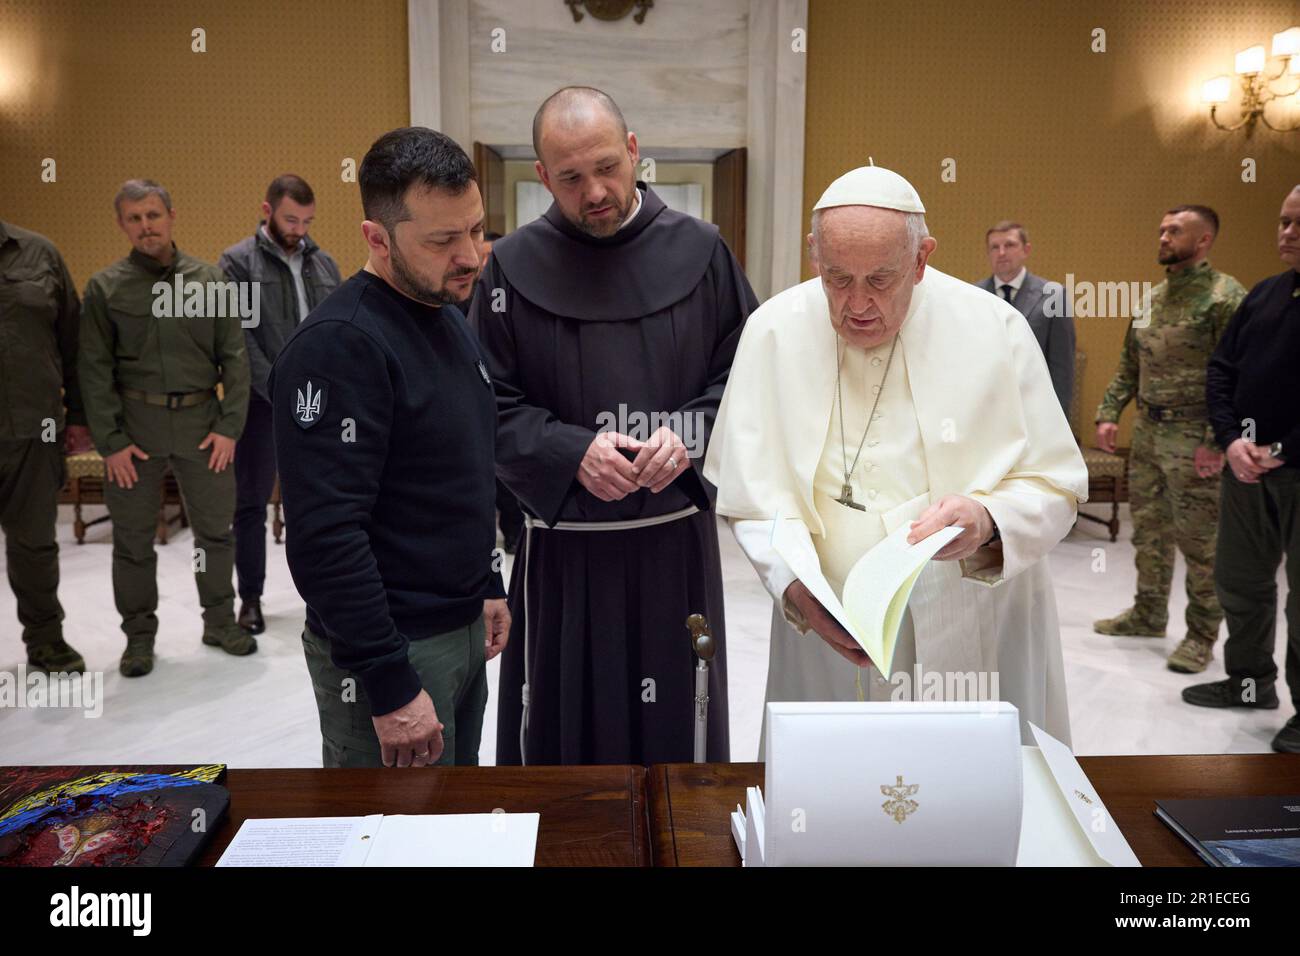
[1225,438,1284,484]
[577,426,690,501]
[782,494,995,669]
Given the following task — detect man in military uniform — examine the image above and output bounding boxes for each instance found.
[1094,205,1246,673]
[0,222,94,673]
[219,174,341,635]
[78,180,254,676]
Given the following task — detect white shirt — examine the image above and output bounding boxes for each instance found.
[261,225,311,322]
[993,266,1027,304]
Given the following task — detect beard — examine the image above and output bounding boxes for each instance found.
[390,241,473,306]
[1158,245,1192,266]
[267,218,302,253]
[576,180,638,238]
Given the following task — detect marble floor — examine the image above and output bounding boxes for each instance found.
[0,502,1292,767]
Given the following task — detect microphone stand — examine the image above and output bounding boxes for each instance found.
[687,613,715,764]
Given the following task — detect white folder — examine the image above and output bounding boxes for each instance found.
[732,703,1140,867]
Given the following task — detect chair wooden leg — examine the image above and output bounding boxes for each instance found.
[273,501,284,544]
[73,480,86,544]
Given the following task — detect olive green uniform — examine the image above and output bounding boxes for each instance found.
[0,222,84,659]
[78,246,251,652]
[1096,261,1247,645]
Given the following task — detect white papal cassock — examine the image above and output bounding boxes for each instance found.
[703,266,1088,747]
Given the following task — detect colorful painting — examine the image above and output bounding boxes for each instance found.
[0,765,228,867]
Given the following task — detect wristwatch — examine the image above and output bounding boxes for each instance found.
[1270,441,1285,461]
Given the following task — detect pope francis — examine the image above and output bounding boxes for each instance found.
[703,166,1088,745]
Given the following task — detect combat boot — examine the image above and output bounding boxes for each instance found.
[1166,635,1214,673]
[27,640,86,675]
[203,624,258,656]
[119,637,155,677]
[1093,606,1167,638]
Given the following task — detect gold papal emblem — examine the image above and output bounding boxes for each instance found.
[881,775,920,823]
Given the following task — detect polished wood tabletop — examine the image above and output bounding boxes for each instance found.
[197,765,651,866]
[647,754,1300,866]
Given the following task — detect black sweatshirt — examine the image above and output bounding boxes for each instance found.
[1207,269,1300,467]
[269,270,505,716]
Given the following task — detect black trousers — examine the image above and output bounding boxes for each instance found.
[233,396,277,602]
[1216,466,1300,708]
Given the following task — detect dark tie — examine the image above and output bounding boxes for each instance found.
[1000,284,1014,303]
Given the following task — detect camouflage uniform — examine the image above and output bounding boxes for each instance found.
[1095,260,1246,670]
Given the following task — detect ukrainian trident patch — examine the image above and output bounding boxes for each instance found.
[293,378,328,429]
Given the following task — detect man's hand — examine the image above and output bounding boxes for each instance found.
[1193,445,1224,479]
[630,425,690,493]
[104,444,149,489]
[1247,442,1286,473]
[1095,422,1119,454]
[199,432,236,472]
[578,431,644,501]
[64,425,93,455]
[907,494,994,561]
[371,689,444,768]
[783,579,872,668]
[1226,438,1265,483]
[483,598,510,661]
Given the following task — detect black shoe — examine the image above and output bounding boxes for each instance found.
[238,600,265,635]
[27,640,86,675]
[1182,677,1279,709]
[1273,717,1300,754]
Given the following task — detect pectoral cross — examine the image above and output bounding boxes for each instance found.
[837,482,866,511]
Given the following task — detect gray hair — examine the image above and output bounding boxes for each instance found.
[114,179,172,217]
[811,207,929,255]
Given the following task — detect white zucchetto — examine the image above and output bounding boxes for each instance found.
[813,166,926,214]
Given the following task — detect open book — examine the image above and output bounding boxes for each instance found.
[216,813,539,867]
[771,518,962,675]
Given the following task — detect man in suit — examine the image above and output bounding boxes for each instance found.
[977,221,1075,415]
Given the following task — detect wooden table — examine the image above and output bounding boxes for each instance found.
[647,755,1300,866]
[198,765,651,866]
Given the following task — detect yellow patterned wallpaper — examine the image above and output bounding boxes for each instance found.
[803,0,1300,442]
[0,0,409,287]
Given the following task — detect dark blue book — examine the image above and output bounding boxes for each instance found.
[1155,795,1300,867]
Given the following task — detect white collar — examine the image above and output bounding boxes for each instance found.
[993,266,1027,291]
[615,188,644,232]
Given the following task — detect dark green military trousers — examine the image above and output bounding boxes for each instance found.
[302,616,489,768]
[103,397,236,641]
[0,438,66,648]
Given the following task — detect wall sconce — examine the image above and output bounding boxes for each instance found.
[1202,26,1300,134]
